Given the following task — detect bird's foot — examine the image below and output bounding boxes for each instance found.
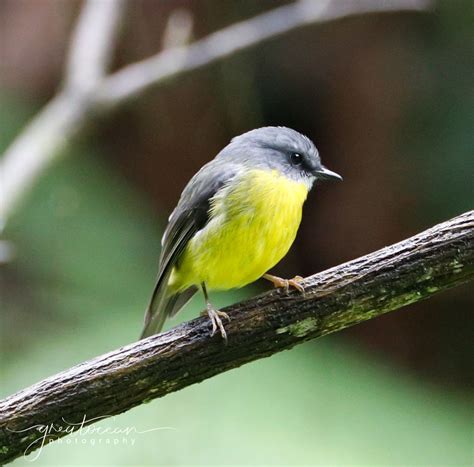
[205,305,230,341]
[263,273,305,294]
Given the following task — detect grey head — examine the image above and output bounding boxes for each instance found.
[215,126,342,188]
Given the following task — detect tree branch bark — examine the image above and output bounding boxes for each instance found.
[1,210,472,464]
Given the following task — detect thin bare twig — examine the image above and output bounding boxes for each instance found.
[98,0,431,106]
[65,0,126,93]
[161,8,194,51]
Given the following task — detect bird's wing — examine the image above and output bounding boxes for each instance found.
[140,162,239,339]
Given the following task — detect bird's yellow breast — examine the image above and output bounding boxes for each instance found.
[169,169,309,291]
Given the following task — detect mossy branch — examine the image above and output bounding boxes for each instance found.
[0,210,473,463]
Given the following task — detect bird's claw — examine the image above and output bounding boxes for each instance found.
[206,306,230,341]
[264,273,305,294]
[287,275,305,293]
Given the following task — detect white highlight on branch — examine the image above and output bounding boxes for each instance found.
[65,0,126,94]
[0,0,431,227]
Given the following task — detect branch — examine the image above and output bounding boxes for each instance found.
[0,0,126,228]
[160,8,194,51]
[1,210,472,464]
[97,0,431,106]
[64,0,126,93]
[0,0,431,226]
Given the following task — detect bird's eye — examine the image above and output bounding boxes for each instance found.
[290,153,303,166]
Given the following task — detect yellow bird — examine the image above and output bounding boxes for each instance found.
[141,127,342,340]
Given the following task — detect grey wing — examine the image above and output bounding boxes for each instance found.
[140,161,239,339]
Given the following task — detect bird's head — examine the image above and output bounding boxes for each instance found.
[224,126,342,189]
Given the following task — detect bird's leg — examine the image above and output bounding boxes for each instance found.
[201,283,230,341]
[263,273,305,294]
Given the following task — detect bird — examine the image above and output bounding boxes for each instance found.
[141,126,342,341]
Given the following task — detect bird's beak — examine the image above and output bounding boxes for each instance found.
[314,165,343,182]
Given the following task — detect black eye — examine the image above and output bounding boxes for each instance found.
[290,153,303,166]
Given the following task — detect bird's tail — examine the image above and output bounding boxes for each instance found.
[140,277,197,339]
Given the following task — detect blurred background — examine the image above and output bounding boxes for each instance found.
[0,0,472,465]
